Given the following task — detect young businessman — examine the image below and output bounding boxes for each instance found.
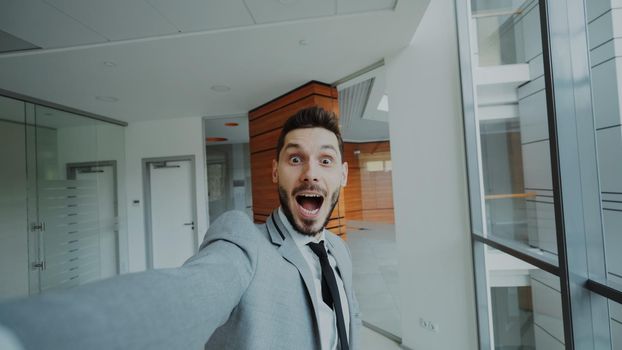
[0,106,361,350]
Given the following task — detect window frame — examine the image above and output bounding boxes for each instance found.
[455,0,622,348]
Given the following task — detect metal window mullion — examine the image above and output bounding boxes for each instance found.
[538,0,611,349]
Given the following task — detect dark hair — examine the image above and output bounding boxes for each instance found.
[275,106,344,161]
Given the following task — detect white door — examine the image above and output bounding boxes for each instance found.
[75,165,117,279]
[149,160,196,268]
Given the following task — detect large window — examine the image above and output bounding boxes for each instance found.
[456,0,622,348]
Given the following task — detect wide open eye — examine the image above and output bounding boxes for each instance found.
[290,156,302,164]
[320,157,333,165]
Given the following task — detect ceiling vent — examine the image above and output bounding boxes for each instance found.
[338,77,374,130]
[0,29,39,54]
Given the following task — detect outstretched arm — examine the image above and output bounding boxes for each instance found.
[0,211,258,350]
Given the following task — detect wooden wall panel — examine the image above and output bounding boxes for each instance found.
[343,141,395,224]
[250,82,336,120]
[249,81,346,237]
[250,149,278,217]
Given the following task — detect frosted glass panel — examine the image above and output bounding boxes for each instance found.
[39,180,101,291]
[34,105,125,292]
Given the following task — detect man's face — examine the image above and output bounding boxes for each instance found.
[272,127,348,236]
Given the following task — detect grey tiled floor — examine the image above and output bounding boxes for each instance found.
[361,325,402,350]
[346,220,401,338]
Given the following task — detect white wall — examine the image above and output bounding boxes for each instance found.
[385,0,478,348]
[125,116,208,272]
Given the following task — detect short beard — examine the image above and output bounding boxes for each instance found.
[278,185,340,236]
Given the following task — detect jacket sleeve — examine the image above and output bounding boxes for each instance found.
[0,211,258,350]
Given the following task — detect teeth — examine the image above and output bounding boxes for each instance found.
[299,206,320,215]
[299,193,321,197]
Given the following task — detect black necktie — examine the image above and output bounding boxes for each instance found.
[308,241,349,350]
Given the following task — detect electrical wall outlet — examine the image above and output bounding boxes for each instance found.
[419,317,439,333]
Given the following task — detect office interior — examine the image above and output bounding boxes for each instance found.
[0,0,621,349]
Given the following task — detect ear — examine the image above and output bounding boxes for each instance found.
[272,159,278,184]
[341,161,348,187]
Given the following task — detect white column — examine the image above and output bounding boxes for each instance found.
[385,0,477,348]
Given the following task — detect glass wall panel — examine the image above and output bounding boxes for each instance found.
[585,0,622,293]
[0,93,127,299]
[206,143,253,223]
[35,106,99,291]
[461,0,622,348]
[0,96,29,300]
[485,248,564,349]
[469,0,559,260]
[611,299,622,349]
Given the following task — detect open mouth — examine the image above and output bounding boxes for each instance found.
[295,193,324,217]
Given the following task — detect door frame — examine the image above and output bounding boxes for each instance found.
[66,160,120,275]
[142,155,198,269]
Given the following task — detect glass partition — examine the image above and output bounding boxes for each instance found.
[611,299,622,349]
[206,143,253,223]
[485,248,564,349]
[585,0,622,295]
[0,95,29,299]
[457,0,622,348]
[0,93,127,299]
[469,0,558,258]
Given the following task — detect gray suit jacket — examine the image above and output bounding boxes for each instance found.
[0,210,361,350]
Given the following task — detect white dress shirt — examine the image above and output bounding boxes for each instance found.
[278,209,350,350]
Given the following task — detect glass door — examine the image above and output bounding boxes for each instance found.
[0,93,127,299]
[30,105,103,291]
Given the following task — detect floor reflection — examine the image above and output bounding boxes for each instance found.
[347,220,401,338]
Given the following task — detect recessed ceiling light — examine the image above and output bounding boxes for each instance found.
[224,122,239,127]
[102,61,116,67]
[95,96,119,102]
[206,137,228,142]
[211,85,231,92]
[299,39,309,46]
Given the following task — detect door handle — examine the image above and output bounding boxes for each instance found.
[183,222,195,230]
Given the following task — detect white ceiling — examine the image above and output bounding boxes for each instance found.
[0,0,430,134]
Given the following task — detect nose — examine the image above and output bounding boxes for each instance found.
[301,162,319,183]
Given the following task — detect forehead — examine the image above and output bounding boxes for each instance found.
[283,127,340,151]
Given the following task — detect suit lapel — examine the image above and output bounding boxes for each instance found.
[266,210,321,330]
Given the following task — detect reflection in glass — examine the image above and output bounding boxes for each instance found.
[610,299,622,349]
[486,248,564,349]
[585,0,622,291]
[0,96,29,299]
[206,143,253,223]
[469,0,558,256]
[34,106,126,291]
[0,95,126,299]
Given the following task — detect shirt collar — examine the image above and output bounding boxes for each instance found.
[278,207,325,248]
